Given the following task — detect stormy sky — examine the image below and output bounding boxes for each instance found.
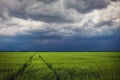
[0,0,120,51]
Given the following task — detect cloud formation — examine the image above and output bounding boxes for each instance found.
[0,0,120,51]
[0,0,119,37]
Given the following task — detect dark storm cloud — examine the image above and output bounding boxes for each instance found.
[27,15,72,23]
[0,33,120,51]
[111,0,120,2]
[37,0,56,4]
[65,0,110,13]
[26,30,63,40]
[0,25,120,51]
[94,20,113,27]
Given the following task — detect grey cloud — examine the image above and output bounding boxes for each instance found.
[25,0,81,22]
[0,0,80,22]
[95,20,113,27]
[64,0,110,13]
[0,0,118,23]
[0,8,9,20]
[0,0,120,38]
[37,0,56,4]
[0,0,22,12]
[111,0,120,2]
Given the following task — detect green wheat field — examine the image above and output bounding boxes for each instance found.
[0,52,120,80]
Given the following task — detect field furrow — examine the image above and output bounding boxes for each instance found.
[0,52,120,80]
[5,53,36,80]
[38,53,60,80]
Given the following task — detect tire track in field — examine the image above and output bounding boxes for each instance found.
[5,53,36,80]
[38,53,60,80]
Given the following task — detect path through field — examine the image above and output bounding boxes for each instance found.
[2,53,61,80]
[7,53,36,80]
[38,53,60,80]
[0,52,120,80]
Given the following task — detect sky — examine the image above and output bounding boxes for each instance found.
[0,0,120,51]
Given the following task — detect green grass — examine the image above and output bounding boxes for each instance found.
[0,52,120,80]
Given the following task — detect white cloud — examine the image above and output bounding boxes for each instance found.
[0,17,47,36]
